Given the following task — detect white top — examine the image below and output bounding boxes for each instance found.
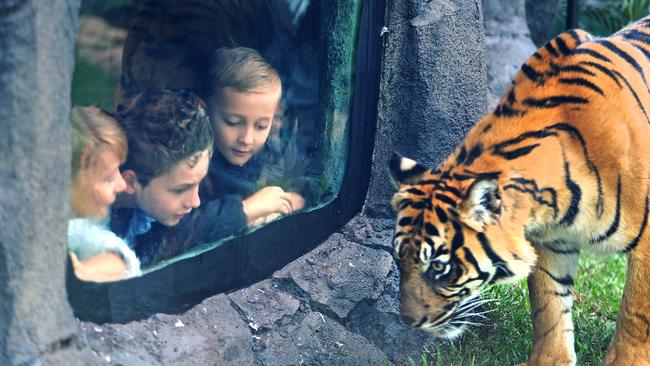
[68,217,141,279]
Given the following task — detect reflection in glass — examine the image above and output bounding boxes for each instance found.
[70,0,362,277]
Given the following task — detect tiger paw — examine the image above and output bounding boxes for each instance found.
[604,344,650,366]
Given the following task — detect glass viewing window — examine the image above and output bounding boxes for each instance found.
[67,0,383,322]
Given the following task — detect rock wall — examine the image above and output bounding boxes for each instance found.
[0,0,90,365]
[484,0,538,109]
[364,0,489,217]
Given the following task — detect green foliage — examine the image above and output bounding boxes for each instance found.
[555,0,650,36]
[414,253,627,365]
[71,56,118,111]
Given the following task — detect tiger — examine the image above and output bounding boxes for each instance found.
[116,0,274,105]
[389,15,650,366]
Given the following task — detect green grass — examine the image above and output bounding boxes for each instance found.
[71,55,119,111]
[413,253,627,366]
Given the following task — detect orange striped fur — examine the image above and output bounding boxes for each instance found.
[390,16,650,366]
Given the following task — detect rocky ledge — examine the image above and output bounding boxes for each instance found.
[79,214,436,365]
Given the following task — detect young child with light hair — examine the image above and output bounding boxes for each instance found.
[201,47,320,229]
[68,106,140,282]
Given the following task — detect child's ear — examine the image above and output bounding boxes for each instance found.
[78,146,91,172]
[121,170,141,194]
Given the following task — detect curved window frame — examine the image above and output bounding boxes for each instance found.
[67,0,385,323]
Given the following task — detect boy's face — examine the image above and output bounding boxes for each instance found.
[207,85,281,166]
[72,149,126,218]
[126,149,211,226]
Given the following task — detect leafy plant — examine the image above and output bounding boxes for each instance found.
[556,0,650,36]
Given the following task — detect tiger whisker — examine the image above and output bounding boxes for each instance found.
[450,319,484,327]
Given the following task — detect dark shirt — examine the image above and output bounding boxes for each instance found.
[203,139,323,205]
[109,139,323,268]
[109,207,165,268]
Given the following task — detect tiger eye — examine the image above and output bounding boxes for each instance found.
[431,261,445,272]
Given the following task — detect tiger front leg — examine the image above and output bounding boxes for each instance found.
[525,245,579,366]
[604,246,650,366]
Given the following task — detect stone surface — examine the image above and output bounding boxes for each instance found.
[364,0,489,217]
[484,0,537,109]
[274,234,394,319]
[258,312,389,366]
[525,0,561,46]
[0,1,90,364]
[228,279,301,330]
[83,294,256,366]
[77,214,437,365]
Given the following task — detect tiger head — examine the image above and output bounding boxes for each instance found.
[389,152,536,339]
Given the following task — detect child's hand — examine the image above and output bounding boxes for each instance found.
[249,212,282,227]
[242,186,293,226]
[286,192,305,212]
[70,252,128,283]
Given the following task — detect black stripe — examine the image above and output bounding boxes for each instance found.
[441,185,463,198]
[556,36,571,55]
[456,146,467,164]
[409,200,432,210]
[417,179,442,186]
[494,144,541,160]
[554,289,573,297]
[559,158,581,227]
[424,222,439,237]
[494,103,525,117]
[521,63,544,83]
[621,29,650,44]
[545,41,560,57]
[590,176,622,243]
[398,216,413,226]
[544,246,580,255]
[493,129,558,151]
[556,64,596,77]
[435,194,457,207]
[523,96,589,108]
[595,39,646,83]
[398,200,412,210]
[451,221,464,252]
[406,188,426,196]
[464,144,483,166]
[434,206,448,223]
[558,77,604,95]
[630,42,650,62]
[579,61,622,87]
[540,267,574,286]
[548,123,604,216]
[533,51,543,60]
[566,29,582,44]
[625,195,650,252]
[476,233,514,280]
[572,48,612,63]
[462,247,491,282]
[507,87,516,103]
[611,69,650,125]
[502,183,557,214]
[482,124,493,133]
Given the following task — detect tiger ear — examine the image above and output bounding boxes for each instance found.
[460,179,501,232]
[389,152,429,187]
